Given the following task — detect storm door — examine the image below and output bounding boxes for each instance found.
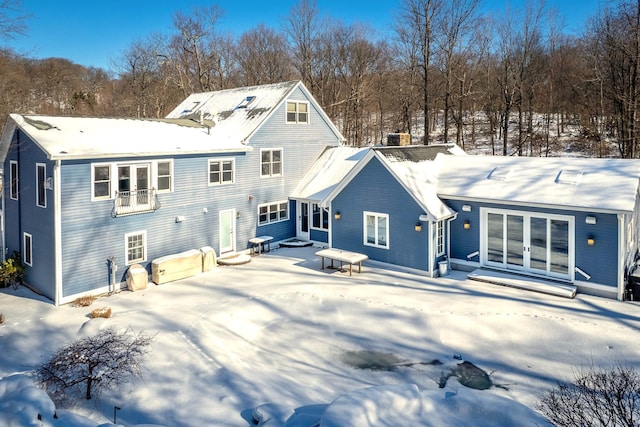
[297,201,310,241]
[219,209,235,254]
[482,209,573,280]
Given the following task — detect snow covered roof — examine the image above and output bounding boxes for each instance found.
[166,80,343,144]
[318,144,463,221]
[290,145,369,201]
[0,114,252,161]
[436,155,640,213]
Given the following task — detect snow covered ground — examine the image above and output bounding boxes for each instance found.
[1,245,639,426]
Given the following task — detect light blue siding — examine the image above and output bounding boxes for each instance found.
[331,157,430,271]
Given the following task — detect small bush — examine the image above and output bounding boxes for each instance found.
[0,252,24,289]
[538,363,640,427]
[0,313,4,324]
[90,307,112,319]
[72,295,96,307]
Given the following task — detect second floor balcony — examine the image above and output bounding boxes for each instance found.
[112,188,160,217]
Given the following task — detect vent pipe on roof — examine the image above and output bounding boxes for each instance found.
[199,110,204,125]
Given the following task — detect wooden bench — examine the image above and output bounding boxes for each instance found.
[315,248,369,276]
[249,235,274,255]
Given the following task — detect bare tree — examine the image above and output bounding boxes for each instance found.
[285,0,321,90]
[0,0,28,41]
[235,24,293,86]
[538,363,640,427]
[37,327,153,403]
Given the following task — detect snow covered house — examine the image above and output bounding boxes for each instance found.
[303,144,640,300]
[0,81,344,304]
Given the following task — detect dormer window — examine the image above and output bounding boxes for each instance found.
[286,101,308,124]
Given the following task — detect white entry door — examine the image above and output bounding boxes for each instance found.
[219,209,236,254]
[482,208,574,280]
[297,201,310,241]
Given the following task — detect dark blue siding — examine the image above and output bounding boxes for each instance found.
[331,157,429,271]
[445,199,618,287]
[310,228,328,243]
[3,131,56,299]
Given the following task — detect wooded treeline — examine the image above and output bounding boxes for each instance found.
[2,0,640,157]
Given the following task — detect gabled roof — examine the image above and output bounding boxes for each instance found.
[321,144,463,221]
[436,155,640,213]
[166,80,344,144]
[0,114,251,161]
[290,145,369,201]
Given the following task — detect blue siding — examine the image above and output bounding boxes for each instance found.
[37,86,341,299]
[445,199,618,287]
[331,157,430,271]
[3,131,56,299]
[310,228,328,243]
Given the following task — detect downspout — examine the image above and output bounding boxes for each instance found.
[427,220,434,278]
[617,213,625,301]
[446,213,459,271]
[54,160,62,306]
[1,169,4,261]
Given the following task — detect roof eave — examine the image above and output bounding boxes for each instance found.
[49,146,253,161]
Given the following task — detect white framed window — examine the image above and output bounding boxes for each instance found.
[92,163,111,200]
[156,160,173,192]
[258,201,289,225]
[36,163,46,208]
[436,220,445,256]
[209,158,235,185]
[364,211,389,249]
[286,101,309,124]
[9,160,18,200]
[23,232,32,266]
[312,203,329,230]
[261,149,282,177]
[125,231,146,265]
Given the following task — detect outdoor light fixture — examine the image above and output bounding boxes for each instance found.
[462,204,471,212]
[585,216,596,225]
[464,220,471,230]
[334,211,341,220]
[587,236,595,246]
[415,223,422,232]
[175,215,185,223]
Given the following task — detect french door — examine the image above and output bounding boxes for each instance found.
[483,209,573,280]
[117,164,150,206]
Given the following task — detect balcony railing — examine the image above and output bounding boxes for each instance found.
[112,188,160,217]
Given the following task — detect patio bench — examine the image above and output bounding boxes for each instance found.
[249,235,274,255]
[315,248,368,276]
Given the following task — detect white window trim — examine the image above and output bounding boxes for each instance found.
[36,163,46,208]
[155,160,174,193]
[258,200,289,226]
[436,220,445,256]
[23,232,32,266]
[91,163,112,201]
[260,148,283,178]
[208,158,235,186]
[286,101,310,124]
[124,230,147,266]
[311,203,329,231]
[91,160,173,200]
[363,211,390,250]
[9,160,18,200]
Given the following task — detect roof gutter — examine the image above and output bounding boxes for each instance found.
[48,146,254,161]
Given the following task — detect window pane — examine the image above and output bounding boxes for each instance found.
[209,162,220,184]
[487,213,503,263]
[157,176,170,191]
[272,162,281,175]
[158,162,170,176]
[377,216,387,246]
[287,102,296,112]
[118,166,130,192]
[95,182,110,198]
[366,215,375,244]
[312,204,320,228]
[262,151,271,162]
[550,219,569,274]
[95,165,110,181]
[279,202,287,219]
[37,165,46,207]
[272,150,281,162]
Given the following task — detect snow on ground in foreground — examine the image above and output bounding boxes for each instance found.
[1,245,639,426]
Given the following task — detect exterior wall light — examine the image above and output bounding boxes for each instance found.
[462,204,471,212]
[587,236,595,246]
[334,211,341,220]
[463,219,471,230]
[415,223,422,232]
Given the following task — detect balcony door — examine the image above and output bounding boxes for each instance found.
[118,164,150,206]
[483,208,573,280]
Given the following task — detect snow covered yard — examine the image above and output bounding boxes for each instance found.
[1,245,640,426]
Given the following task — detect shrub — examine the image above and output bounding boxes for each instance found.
[538,363,640,427]
[72,295,96,307]
[0,252,25,289]
[90,307,112,319]
[37,327,154,402]
[0,313,4,324]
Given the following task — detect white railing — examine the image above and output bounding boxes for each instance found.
[112,188,160,217]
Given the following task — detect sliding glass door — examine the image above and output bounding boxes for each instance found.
[483,209,573,280]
